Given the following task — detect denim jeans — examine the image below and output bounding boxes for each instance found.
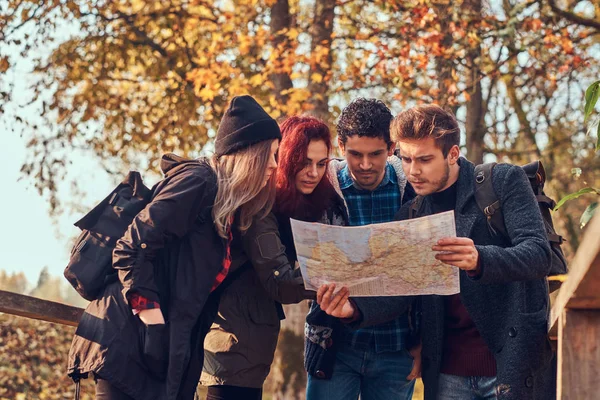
[306,343,415,400]
[436,373,498,400]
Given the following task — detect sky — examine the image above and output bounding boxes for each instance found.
[1,132,115,285]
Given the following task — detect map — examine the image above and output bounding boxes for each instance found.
[290,211,460,296]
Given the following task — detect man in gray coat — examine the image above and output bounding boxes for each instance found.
[318,105,555,399]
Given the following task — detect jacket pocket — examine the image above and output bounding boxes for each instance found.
[137,319,169,380]
[246,293,280,327]
[500,307,551,373]
[65,231,114,301]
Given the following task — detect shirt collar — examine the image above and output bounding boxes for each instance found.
[339,163,396,191]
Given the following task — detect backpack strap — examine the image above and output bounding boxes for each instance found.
[536,194,556,209]
[408,196,425,219]
[474,163,507,237]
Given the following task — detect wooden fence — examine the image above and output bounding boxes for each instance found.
[1,214,599,399]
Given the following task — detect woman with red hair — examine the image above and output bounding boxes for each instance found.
[274,115,347,235]
[201,115,347,400]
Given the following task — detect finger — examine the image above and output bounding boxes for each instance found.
[435,253,467,262]
[437,237,474,246]
[326,287,349,315]
[317,285,327,305]
[438,252,478,265]
[441,260,476,270]
[432,245,473,252]
[321,284,336,311]
[316,284,328,304]
[326,287,348,315]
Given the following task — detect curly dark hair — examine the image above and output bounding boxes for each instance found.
[336,98,393,148]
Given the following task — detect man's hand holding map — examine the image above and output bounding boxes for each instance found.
[290,210,460,296]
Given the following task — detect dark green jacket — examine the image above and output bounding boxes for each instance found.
[201,212,311,388]
[201,198,347,388]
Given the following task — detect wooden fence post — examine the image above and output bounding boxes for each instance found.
[557,309,600,400]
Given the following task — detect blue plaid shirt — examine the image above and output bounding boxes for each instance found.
[337,163,410,352]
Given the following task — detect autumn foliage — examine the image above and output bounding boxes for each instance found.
[0,314,94,400]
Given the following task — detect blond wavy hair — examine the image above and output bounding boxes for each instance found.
[210,140,276,238]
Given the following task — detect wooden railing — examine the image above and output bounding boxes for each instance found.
[0,289,83,327]
[1,214,599,399]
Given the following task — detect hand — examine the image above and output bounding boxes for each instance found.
[316,284,355,319]
[433,237,480,272]
[138,308,166,325]
[406,342,422,380]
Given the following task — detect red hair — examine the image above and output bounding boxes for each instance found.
[275,115,336,221]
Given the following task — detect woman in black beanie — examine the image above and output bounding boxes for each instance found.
[67,95,291,400]
[201,115,348,400]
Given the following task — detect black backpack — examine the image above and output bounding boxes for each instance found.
[409,160,568,292]
[474,161,567,291]
[64,171,154,301]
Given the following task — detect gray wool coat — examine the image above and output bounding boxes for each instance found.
[352,158,556,400]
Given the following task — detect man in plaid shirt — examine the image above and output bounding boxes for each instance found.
[305,98,416,400]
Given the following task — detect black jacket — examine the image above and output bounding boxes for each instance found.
[69,155,227,400]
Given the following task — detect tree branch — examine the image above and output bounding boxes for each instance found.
[1,1,45,41]
[547,0,600,31]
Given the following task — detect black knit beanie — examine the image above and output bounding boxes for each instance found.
[214,95,281,156]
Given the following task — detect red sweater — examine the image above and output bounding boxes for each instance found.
[440,294,497,376]
[430,182,496,377]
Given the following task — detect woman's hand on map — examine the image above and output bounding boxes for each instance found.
[316,283,356,319]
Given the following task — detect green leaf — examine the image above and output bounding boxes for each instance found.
[580,202,598,229]
[554,187,600,210]
[597,121,600,152]
[584,81,600,122]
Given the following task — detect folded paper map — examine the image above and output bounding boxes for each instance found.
[290,210,460,296]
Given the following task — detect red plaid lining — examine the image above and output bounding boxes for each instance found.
[129,218,234,313]
[210,218,234,293]
[130,293,161,315]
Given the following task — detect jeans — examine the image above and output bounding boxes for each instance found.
[306,343,415,400]
[437,373,498,400]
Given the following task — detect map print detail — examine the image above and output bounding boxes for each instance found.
[291,211,460,296]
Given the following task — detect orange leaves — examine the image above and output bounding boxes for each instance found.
[286,28,300,41]
[523,17,543,32]
[188,67,226,101]
[311,72,323,83]
[542,30,575,55]
[0,56,9,73]
[560,36,574,54]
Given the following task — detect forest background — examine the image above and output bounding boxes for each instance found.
[0,0,599,399]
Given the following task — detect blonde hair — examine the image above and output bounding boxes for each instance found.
[210,140,276,238]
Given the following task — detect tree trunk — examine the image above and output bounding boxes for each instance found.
[464,0,486,164]
[307,0,335,121]
[270,0,294,103]
[432,4,454,108]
